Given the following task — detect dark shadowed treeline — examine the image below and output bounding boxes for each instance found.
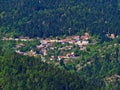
[0,0,120,38]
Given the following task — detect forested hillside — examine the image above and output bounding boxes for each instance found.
[1,0,120,90]
[0,0,120,38]
[0,35,120,89]
[0,40,102,90]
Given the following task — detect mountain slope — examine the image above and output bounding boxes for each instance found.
[0,0,120,38]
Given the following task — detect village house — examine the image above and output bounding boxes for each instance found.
[15,50,25,55]
[81,33,90,41]
[75,41,82,46]
[58,52,75,61]
[84,32,89,37]
[68,40,75,44]
[36,44,44,49]
[16,43,26,48]
[19,43,26,47]
[40,40,50,45]
[50,47,55,50]
[15,38,19,41]
[65,46,73,50]
[27,50,37,57]
[66,52,75,57]
[75,40,89,46]
[8,37,14,40]
[81,41,89,45]
[81,36,89,41]
[73,35,80,41]
[58,56,67,61]
[41,48,47,56]
[40,55,46,62]
[110,34,115,39]
[50,56,55,61]
[19,36,33,41]
[19,36,28,41]
[106,33,115,39]
[60,39,68,44]
[50,39,59,43]
[2,37,14,41]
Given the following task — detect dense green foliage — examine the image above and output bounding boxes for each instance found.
[0,0,120,38]
[0,41,101,90]
[0,37,120,89]
[1,0,120,90]
[0,54,87,90]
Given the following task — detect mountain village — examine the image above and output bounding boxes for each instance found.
[2,32,116,64]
